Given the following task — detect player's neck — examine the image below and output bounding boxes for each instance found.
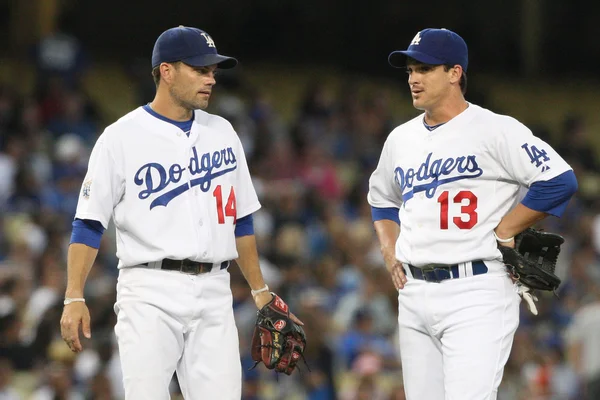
[423,97,468,126]
[149,96,193,122]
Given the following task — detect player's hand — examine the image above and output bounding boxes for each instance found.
[495,230,517,282]
[60,302,91,353]
[383,250,407,290]
[254,291,304,325]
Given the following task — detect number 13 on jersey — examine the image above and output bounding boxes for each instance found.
[213,185,237,224]
[437,190,478,229]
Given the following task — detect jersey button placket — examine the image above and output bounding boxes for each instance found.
[183,141,203,261]
[187,139,209,261]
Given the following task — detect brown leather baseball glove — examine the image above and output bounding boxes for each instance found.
[250,293,306,375]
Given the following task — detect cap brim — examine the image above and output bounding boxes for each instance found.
[388,50,445,68]
[182,54,238,69]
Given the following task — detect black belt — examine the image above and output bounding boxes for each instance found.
[407,260,488,283]
[142,259,230,275]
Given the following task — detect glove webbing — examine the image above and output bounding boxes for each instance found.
[521,245,557,271]
[249,343,312,374]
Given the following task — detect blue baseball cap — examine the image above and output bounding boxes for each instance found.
[151,26,237,69]
[388,28,468,72]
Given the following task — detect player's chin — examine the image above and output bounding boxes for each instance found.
[412,98,426,110]
[192,98,210,110]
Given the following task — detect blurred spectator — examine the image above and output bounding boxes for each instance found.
[296,288,337,400]
[0,85,20,139]
[38,77,69,125]
[299,143,343,201]
[521,339,579,400]
[30,361,85,400]
[340,373,388,400]
[0,135,26,208]
[556,115,599,173]
[338,308,398,370]
[87,372,113,400]
[0,295,36,370]
[387,383,407,400]
[334,270,396,335]
[565,283,600,400]
[20,250,64,346]
[40,134,88,226]
[47,92,98,146]
[0,357,20,400]
[6,165,43,215]
[32,28,89,91]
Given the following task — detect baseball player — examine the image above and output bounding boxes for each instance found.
[59,26,302,400]
[367,28,578,399]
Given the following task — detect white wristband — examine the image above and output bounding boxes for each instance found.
[251,285,269,298]
[493,232,514,243]
[64,298,85,305]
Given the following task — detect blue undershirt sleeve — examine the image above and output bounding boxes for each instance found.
[371,206,400,225]
[521,170,578,217]
[235,214,255,237]
[70,218,105,249]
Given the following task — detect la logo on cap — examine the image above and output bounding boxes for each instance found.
[411,32,422,46]
[201,32,216,48]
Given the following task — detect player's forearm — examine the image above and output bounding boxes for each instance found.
[235,234,267,291]
[373,219,400,254]
[494,203,547,240]
[65,243,99,298]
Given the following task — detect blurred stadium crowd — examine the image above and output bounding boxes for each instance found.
[1,30,600,400]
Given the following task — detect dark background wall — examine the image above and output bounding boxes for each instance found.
[4,0,600,79]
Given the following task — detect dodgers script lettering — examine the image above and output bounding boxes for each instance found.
[394,152,483,201]
[134,146,237,209]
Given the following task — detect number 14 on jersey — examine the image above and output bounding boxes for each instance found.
[213,185,237,224]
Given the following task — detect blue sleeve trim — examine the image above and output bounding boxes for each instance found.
[521,170,578,217]
[235,214,254,237]
[70,219,105,249]
[371,206,400,224]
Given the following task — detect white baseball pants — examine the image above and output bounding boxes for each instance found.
[113,266,241,400]
[397,269,520,400]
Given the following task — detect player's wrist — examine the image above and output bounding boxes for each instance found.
[251,284,269,298]
[253,291,273,309]
[64,297,86,305]
[65,290,84,298]
[493,230,514,243]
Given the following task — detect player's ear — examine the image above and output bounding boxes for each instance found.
[160,62,176,84]
[448,65,462,85]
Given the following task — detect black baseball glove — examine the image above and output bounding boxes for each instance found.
[250,293,306,375]
[497,227,563,292]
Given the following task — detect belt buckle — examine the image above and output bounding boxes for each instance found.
[420,265,437,282]
[422,264,451,283]
[180,259,201,275]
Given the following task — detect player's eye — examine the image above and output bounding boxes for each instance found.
[196,67,216,76]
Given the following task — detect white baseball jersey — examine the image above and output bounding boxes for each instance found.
[75,107,261,268]
[368,103,572,267]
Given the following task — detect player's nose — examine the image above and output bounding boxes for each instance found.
[408,72,419,85]
[206,73,216,85]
